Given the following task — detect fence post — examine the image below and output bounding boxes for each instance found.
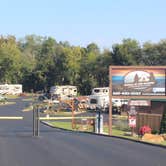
[33,105,36,136]
[100,114,103,134]
[36,105,40,136]
[95,111,103,134]
[92,119,95,132]
[95,113,99,133]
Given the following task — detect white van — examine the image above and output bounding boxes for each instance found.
[50,85,77,99]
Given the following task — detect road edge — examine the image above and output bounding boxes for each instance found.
[41,121,166,149]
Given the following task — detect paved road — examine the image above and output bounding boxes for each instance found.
[0,97,165,166]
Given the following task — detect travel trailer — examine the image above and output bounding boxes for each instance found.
[50,85,77,99]
[112,99,128,107]
[0,84,22,95]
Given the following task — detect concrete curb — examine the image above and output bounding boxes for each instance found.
[41,121,166,149]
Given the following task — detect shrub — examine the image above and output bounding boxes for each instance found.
[139,125,152,136]
[151,130,159,135]
[160,109,166,134]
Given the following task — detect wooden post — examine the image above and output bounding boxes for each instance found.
[71,99,75,129]
[131,127,134,136]
[109,66,112,135]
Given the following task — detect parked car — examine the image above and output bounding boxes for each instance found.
[0,94,7,103]
[38,95,48,102]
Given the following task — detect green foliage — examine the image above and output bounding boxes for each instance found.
[0,35,166,95]
[160,108,166,134]
[112,39,141,65]
[0,36,22,83]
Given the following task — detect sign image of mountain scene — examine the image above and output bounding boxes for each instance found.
[112,69,165,96]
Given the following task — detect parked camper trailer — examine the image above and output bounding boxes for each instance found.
[50,85,77,99]
[0,84,22,95]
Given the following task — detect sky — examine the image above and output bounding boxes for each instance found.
[0,0,166,49]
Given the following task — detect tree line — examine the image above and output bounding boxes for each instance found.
[0,35,166,95]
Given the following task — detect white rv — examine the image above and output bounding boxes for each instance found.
[50,85,77,99]
[88,87,128,111]
[88,94,109,110]
[112,99,128,107]
[0,84,22,95]
[87,87,109,111]
[92,87,109,95]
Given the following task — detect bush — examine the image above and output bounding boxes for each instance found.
[151,130,159,135]
[160,110,166,134]
[139,125,152,136]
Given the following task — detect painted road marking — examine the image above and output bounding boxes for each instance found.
[39,117,96,120]
[0,116,23,120]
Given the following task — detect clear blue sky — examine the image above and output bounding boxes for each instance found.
[1,0,166,49]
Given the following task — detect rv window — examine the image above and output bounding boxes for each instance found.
[94,89,100,93]
[90,99,97,104]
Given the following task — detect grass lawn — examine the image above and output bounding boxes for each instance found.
[46,121,94,132]
[5,95,19,99]
[46,121,136,137]
[46,120,166,146]
[22,98,35,101]
[0,101,16,106]
[49,121,73,130]
[41,110,84,116]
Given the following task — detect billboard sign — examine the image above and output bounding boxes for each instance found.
[112,68,166,96]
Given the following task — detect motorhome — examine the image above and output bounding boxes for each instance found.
[88,87,128,111]
[87,87,109,111]
[88,94,109,111]
[50,85,77,100]
[0,84,22,95]
[92,87,109,95]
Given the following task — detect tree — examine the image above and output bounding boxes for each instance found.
[142,42,160,65]
[112,39,141,65]
[87,43,100,54]
[63,46,83,85]
[0,36,22,83]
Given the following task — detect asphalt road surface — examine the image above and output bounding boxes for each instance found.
[0,97,165,166]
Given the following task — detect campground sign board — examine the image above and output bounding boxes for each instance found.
[110,66,166,96]
[108,66,166,136]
